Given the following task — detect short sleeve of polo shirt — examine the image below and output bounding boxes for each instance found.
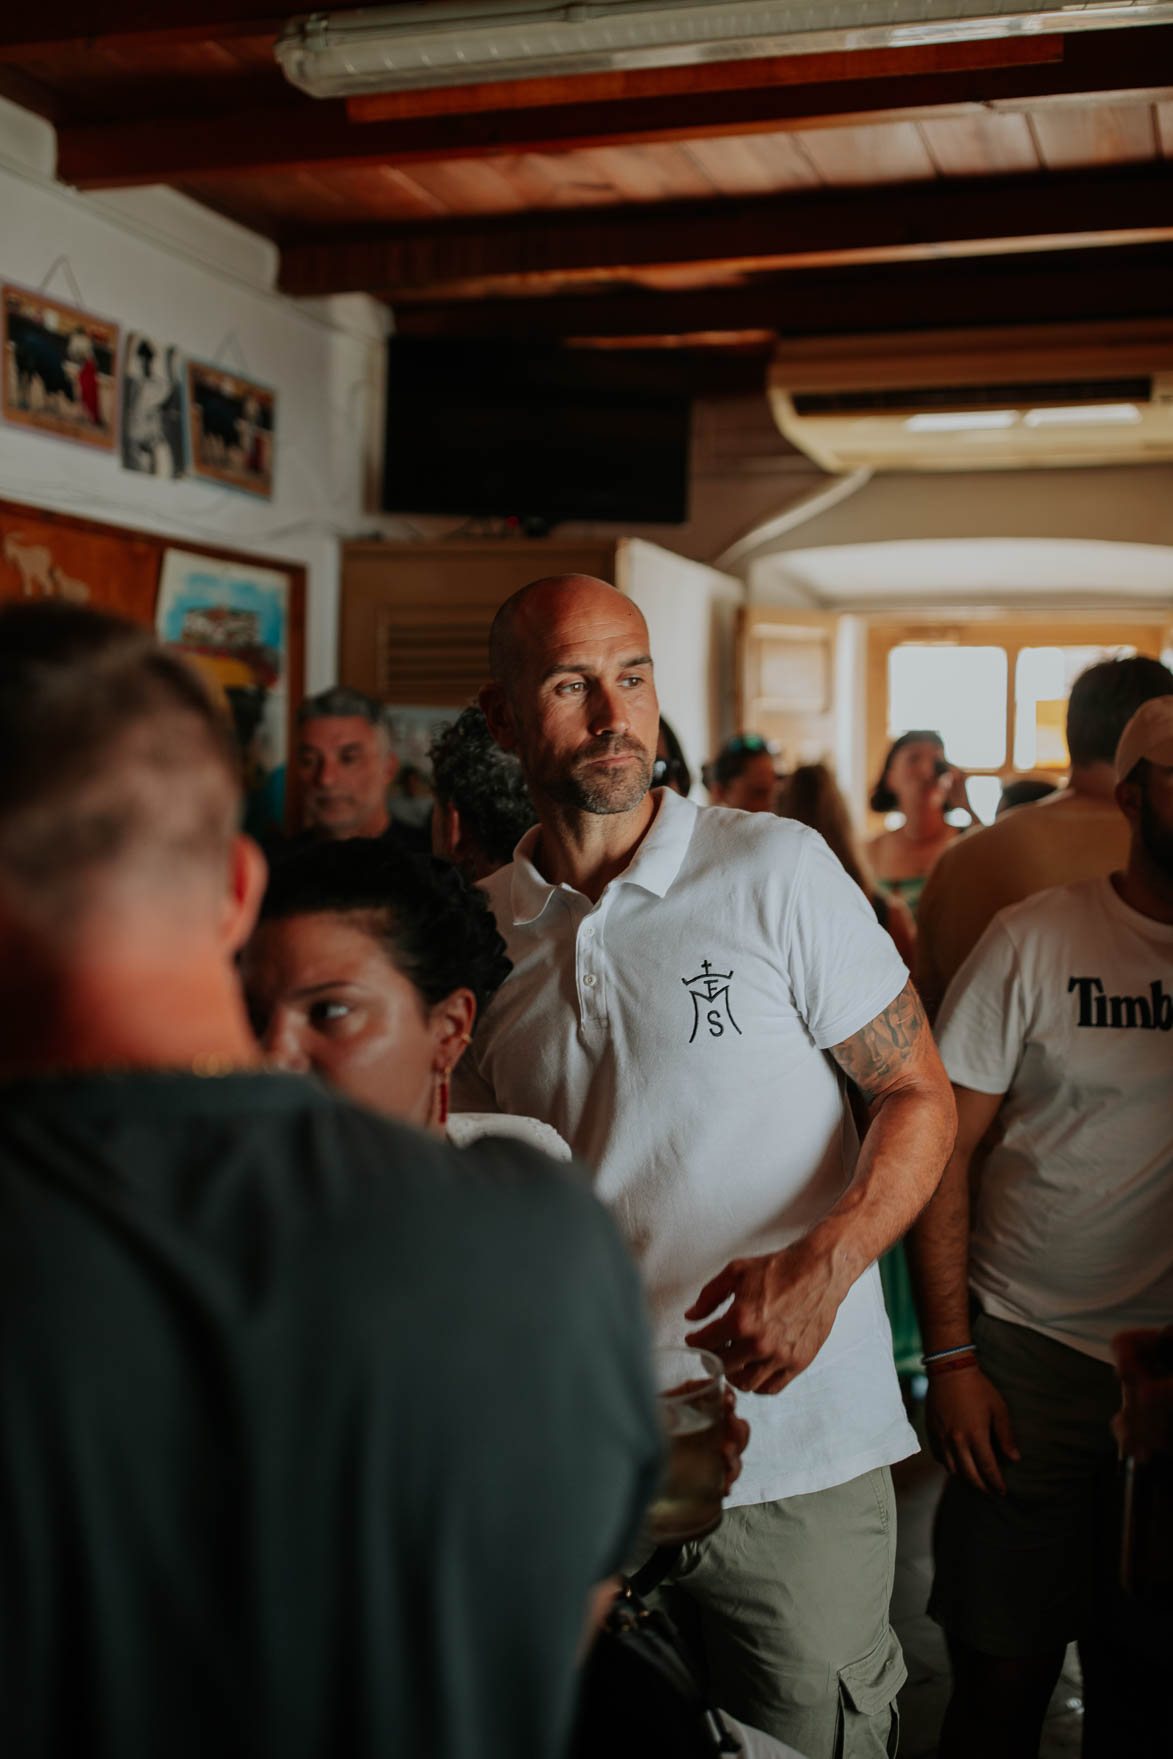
[785,831,909,1050]
[935,914,1026,1095]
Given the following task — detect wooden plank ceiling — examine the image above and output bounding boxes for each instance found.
[3,5,1173,376]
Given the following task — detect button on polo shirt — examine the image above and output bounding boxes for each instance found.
[458,788,918,1505]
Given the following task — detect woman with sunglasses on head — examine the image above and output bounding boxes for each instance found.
[703,734,779,814]
[242,840,570,1159]
[866,728,968,921]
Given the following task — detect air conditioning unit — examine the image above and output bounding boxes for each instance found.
[767,320,1173,472]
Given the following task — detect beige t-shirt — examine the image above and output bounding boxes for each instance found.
[914,790,1129,1018]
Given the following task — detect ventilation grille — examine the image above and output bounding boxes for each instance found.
[792,377,1154,417]
[378,607,489,707]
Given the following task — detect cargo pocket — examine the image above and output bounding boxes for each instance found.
[835,1628,905,1758]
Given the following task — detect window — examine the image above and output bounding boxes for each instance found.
[1013,645,1135,772]
[868,617,1172,828]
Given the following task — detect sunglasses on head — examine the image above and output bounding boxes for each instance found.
[722,734,778,757]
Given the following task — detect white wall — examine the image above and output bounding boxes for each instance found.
[618,537,744,785]
[0,98,387,690]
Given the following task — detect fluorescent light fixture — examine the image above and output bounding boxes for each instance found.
[275,2,1173,99]
[904,409,1019,432]
[1023,402,1144,427]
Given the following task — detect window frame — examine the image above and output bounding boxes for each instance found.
[866,612,1173,831]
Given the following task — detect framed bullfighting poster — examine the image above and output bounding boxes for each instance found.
[1,284,120,451]
[186,360,275,498]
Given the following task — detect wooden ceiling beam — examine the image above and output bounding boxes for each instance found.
[346,36,1062,123]
[277,165,1173,300]
[0,6,287,58]
[57,25,1173,189]
[389,247,1173,343]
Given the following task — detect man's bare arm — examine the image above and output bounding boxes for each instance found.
[906,1082,1020,1493]
[819,978,958,1272]
[686,980,956,1395]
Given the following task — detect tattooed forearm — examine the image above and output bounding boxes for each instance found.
[829,980,928,1105]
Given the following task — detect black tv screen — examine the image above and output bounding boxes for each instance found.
[381,338,691,526]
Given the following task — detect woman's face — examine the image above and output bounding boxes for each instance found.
[885,740,947,811]
[717,752,778,814]
[241,912,445,1126]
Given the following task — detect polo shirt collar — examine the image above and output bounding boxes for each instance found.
[507,787,698,925]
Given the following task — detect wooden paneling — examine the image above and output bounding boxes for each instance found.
[576,143,719,204]
[394,159,531,218]
[1159,103,1173,156]
[1032,103,1160,171]
[917,112,1040,178]
[791,121,936,186]
[681,133,824,197]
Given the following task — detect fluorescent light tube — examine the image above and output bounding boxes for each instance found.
[275,3,1173,100]
[904,410,1020,432]
[1022,402,1143,426]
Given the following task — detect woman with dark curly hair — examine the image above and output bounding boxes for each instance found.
[242,840,570,1158]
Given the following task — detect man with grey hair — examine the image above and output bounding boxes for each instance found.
[284,685,428,855]
[294,684,402,843]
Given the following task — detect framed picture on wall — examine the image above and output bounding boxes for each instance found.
[156,548,293,836]
[1,284,120,451]
[0,498,306,836]
[120,331,185,478]
[185,360,275,499]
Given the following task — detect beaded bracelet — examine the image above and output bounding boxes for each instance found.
[922,1344,977,1365]
[925,1354,981,1380]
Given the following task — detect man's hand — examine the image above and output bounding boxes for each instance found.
[927,1364,1020,1494]
[684,1234,846,1396]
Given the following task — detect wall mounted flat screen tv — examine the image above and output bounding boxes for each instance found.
[382,337,691,527]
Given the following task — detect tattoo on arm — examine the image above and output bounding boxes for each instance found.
[830,981,929,1105]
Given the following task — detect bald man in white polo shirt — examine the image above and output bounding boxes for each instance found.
[457,576,956,1757]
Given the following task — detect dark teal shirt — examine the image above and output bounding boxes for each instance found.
[0,1071,660,1759]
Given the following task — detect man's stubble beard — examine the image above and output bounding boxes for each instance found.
[538,734,654,817]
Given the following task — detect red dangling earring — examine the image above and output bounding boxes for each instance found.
[436,1068,450,1129]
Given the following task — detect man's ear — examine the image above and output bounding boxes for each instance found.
[479,681,518,754]
[221,833,268,956]
[1116,778,1142,828]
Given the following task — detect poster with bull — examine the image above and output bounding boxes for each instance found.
[186,360,275,499]
[2,285,119,451]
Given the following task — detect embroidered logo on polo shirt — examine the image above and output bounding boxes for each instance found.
[681,959,742,1043]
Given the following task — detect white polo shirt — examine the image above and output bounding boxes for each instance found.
[456,788,917,1505]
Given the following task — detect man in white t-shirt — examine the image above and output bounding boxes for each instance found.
[457,575,956,1757]
[908,695,1173,1759]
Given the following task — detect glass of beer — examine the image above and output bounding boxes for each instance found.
[644,1346,726,1545]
